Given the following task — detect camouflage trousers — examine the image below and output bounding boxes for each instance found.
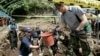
[67,32,94,56]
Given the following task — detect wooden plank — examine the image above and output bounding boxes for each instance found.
[12,15,60,18]
[12,15,100,19]
[0,16,9,18]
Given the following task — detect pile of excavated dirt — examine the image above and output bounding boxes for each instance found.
[0,18,100,56]
[0,27,16,56]
[0,18,61,56]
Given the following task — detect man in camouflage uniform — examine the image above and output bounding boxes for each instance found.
[55,2,94,56]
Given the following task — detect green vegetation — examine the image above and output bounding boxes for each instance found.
[0,0,55,15]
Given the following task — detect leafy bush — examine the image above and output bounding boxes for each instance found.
[0,0,55,15]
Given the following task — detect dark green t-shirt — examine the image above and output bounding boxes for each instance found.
[84,22,92,33]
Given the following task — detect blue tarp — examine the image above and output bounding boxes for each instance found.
[0,10,13,20]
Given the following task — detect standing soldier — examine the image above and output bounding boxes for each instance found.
[8,19,19,51]
[55,2,94,56]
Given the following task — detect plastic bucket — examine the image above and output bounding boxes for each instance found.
[41,32,54,46]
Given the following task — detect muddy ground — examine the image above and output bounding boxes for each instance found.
[0,18,100,56]
[0,18,68,56]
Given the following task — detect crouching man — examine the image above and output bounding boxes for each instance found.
[19,27,39,56]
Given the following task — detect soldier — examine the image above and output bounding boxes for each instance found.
[8,19,18,51]
[85,9,96,35]
[55,2,94,56]
[8,19,19,31]
[19,27,39,56]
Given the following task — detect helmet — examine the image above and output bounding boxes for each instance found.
[24,27,32,33]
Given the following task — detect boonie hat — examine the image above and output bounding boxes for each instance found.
[24,27,32,33]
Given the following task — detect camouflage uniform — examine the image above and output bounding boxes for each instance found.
[68,31,94,56]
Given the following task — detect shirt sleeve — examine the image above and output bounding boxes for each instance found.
[8,25,11,30]
[22,37,32,48]
[75,6,85,17]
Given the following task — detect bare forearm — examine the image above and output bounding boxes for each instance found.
[77,21,87,30]
[29,45,39,49]
[76,14,87,31]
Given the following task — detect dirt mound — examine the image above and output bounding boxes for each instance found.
[1,18,100,56]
